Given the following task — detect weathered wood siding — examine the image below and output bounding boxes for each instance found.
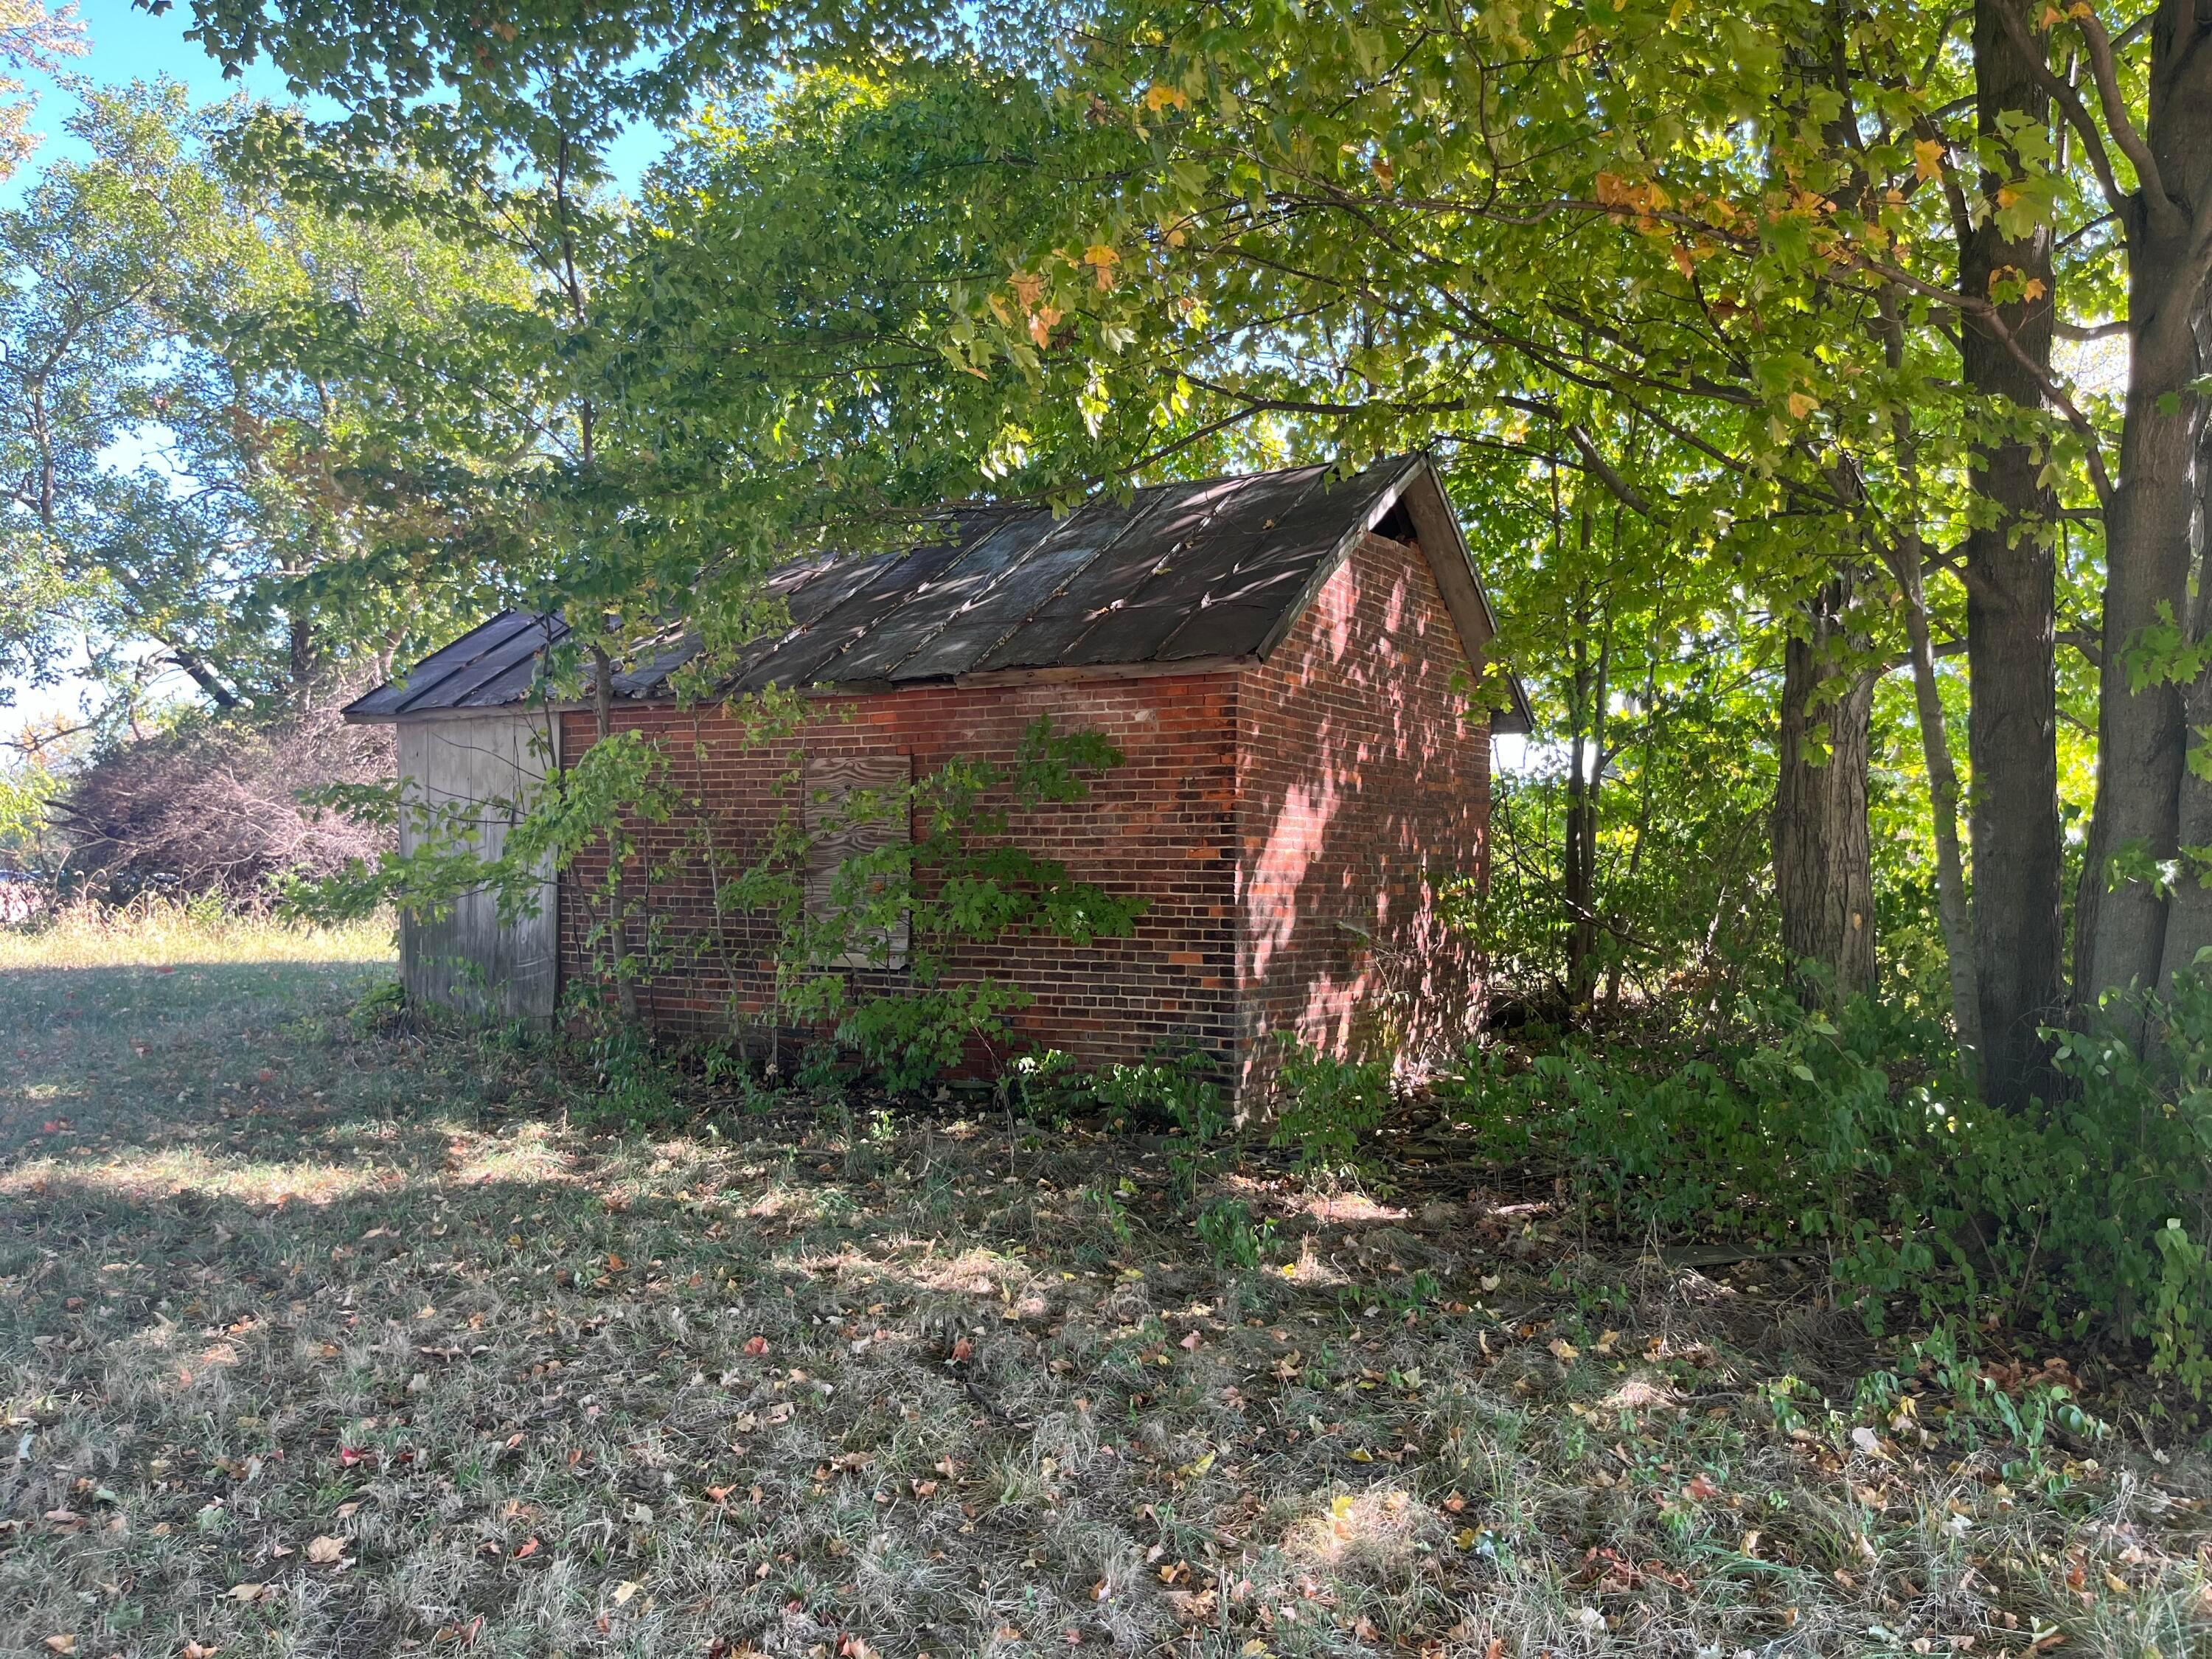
[395,712,559,1020]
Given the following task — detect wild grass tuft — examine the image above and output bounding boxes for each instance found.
[0,894,394,970]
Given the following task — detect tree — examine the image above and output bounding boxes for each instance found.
[0,81,544,728]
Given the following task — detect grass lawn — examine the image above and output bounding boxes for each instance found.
[3,919,2210,1658]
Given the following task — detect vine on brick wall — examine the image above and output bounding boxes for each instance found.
[296,703,1146,1099]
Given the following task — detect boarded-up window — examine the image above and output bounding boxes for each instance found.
[804,752,912,969]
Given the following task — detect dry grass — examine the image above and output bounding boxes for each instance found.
[0,897,394,970]
[2,920,2211,1657]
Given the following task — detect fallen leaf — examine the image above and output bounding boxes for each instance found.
[513,1537,540,1559]
[612,1580,640,1605]
[742,1335,769,1357]
[306,1534,344,1564]
[225,1583,265,1602]
[42,1638,74,1655]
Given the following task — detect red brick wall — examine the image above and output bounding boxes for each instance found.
[557,675,1242,1077]
[1234,532,1491,1094]
[550,531,1490,1102]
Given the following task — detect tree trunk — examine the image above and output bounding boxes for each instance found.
[2157,396,2212,994]
[1773,574,1877,1001]
[592,643,640,1025]
[1885,542,1983,1076]
[1955,0,2065,1104]
[1562,604,1609,1011]
[2104,6,2212,1016]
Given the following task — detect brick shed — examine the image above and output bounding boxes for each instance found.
[344,454,1528,1105]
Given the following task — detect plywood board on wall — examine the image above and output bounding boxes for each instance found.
[395,712,560,1020]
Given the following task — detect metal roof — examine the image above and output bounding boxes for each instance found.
[344,454,1530,730]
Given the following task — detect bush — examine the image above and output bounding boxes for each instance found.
[1444,978,2212,1395]
[1195,1198,1272,1272]
[1270,1038,1390,1174]
[1095,1051,1228,1197]
[55,703,394,900]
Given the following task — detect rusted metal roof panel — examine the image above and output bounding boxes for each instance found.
[345,611,567,719]
[887,492,1152,681]
[1062,465,1333,667]
[738,531,980,690]
[343,454,1532,724]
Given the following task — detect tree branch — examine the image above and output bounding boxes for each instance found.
[2076,1,2175,221]
[1990,0,2132,223]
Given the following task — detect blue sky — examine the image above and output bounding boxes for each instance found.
[5,0,667,733]
[10,0,668,197]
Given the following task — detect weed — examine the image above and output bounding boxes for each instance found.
[1270,1037,1389,1175]
[1195,1197,1273,1272]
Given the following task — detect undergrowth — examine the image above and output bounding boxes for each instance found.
[6,934,2211,1658]
[1442,975,2212,1408]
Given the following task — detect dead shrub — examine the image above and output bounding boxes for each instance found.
[54,703,393,900]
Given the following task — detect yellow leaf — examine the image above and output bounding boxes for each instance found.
[1787,392,1820,420]
[1670,244,1696,278]
[1548,1338,1579,1362]
[1348,1447,1374,1463]
[2021,277,2048,302]
[1913,139,1944,182]
[1142,83,1190,113]
[1083,243,1121,268]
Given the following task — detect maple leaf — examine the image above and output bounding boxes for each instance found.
[307,1534,344,1564]
[1913,139,1945,182]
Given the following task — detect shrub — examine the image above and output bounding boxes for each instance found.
[1444,978,2212,1395]
[1270,1038,1390,1173]
[1094,1051,1228,1197]
[55,703,394,900]
[1195,1198,1272,1272]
